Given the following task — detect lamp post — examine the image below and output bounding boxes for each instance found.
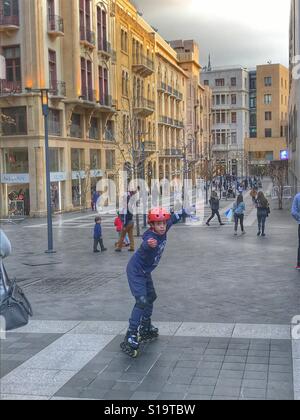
[26,87,54,253]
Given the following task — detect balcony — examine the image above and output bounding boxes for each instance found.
[49,80,66,98]
[48,15,64,37]
[173,119,184,128]
[80,27,96,48]
[0,80,22,96]
[133,97,155,116]
[167,85,173,96]
[132,54,154,77]
[0,15,19,32]
[98,95,115,112]
[173,89,183,101]
[98,40,115,59]
[70,125,82,138]
[143,141,157,152]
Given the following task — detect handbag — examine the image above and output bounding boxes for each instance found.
[0,261,33,331]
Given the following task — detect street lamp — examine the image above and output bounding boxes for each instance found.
[26,87,55,253]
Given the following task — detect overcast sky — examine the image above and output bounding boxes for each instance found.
[134,0,290,69]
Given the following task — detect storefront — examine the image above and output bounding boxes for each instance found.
[1,173,30,217]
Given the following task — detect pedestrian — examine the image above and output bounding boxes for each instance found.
[250,187,258,204]
[120,207,186,357]
[93,216,107,253]
[115,191,135,252]
[114,212,130,247]
[233,194,246,236]
[291,192,300,269]
[206,191,225,226]
[92,190,100,212]
[256,191,270,237]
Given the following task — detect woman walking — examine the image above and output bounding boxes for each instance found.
[256,191,270,237]
[233,194,246,236]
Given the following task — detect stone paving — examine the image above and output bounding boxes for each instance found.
[0,180,300,400]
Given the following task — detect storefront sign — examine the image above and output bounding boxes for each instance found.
[1,174,29,184]
[50,172,67,182]
[90,169,103,178]
[72,171,87,180]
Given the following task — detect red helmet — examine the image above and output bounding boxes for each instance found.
[148,208,171,223]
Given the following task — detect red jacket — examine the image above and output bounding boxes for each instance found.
[114,217,123,232]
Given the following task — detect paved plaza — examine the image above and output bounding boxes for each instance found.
[1,182,300,400]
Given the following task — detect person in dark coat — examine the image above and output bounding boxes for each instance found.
[206,192,225,226]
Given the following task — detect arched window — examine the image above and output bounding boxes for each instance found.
[97,5,107,51]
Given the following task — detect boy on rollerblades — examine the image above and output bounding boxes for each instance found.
[120,207,185,357]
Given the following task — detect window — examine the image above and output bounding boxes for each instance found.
[265,128,272,138]
[3,45,21,84]
[264,94,272,105]
[79,0,91,41]
[250,95,256,109]
[122,70,129,96]
[231,94,236,105]
[1,107,27,135]
[49,109,61,136]
[90,149,101,168]
[4,148,28,173]
[231,77,236,86]
[231,112,237,124]
[99,65,109,105]
[2,0,19,24]
[121,29,128,53]
[49,148,62,172]
[231,132,237,144]
[216,95,220,105]
[70,113,82,138]
[265,112,272,121]
[89,117,99,140]
[71,148,84,171]
[81,58,93,101]
[250,128,257,138]
[250,114,257,126]
[215,79,225,87]
[221,95,226,105]
[264,77,272,87]
[105,120,114,141]
[204,80,209,86]
[105,150,115,169]
[97,6,107,51]
[48,49,57,91]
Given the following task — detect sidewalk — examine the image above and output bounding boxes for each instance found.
[1,181,299,400]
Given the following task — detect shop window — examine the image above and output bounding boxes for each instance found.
[1,106,27,135]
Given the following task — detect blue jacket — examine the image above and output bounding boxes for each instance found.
[233,202,245,215]
[292,193,300,224]
[94,223,102,239]
[127,213,181,274]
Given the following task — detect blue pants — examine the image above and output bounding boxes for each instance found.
[126,264,157,331]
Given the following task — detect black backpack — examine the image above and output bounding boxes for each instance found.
[0,261,33,331]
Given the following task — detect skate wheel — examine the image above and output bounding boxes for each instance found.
[132,350,139,358]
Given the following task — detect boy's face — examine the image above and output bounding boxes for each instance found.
[152,221,167,235]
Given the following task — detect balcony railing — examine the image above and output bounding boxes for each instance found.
[49,122,61,136]
[157,81,167,92]
[134,97,155,115]
[132,54,154,77]
[89,127,99,140]
[81,87,94,102]
[48,15,64,35]
[98,40,113,57]
[0,14,19,29]
[104,129,115,142]
[167,85,173,95]
[0,80,22,95]
[173,119,184,128]
[49,80,66,97]
[80,27,96,47]
[173,89,183,101]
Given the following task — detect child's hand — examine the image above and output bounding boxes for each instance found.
[148,238,158,248]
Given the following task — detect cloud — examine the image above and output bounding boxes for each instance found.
[134,0,289,68]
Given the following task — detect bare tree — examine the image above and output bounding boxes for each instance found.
[269,161,288,210]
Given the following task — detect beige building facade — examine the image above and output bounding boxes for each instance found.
[0,0,211,217]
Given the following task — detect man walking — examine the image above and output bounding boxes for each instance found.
[291,192,300,269]
[206,191,225,226]
[115,191,135,252]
